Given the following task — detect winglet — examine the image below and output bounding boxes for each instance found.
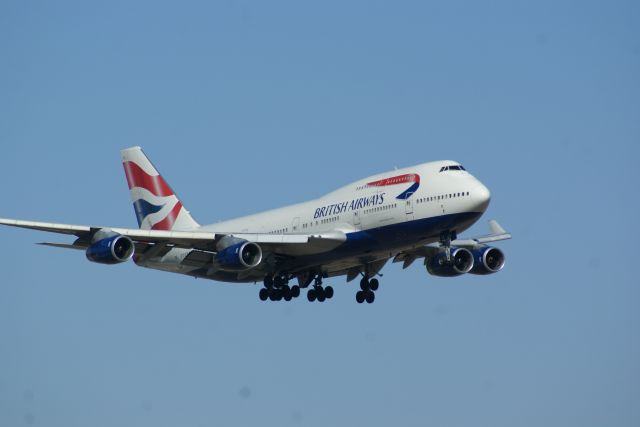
[489,220,507,235]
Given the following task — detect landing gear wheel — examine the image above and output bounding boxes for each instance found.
[365,291,375,304]
[291,285,300,298]
[324,286,334,299]
[259,288,269,301]
[356,291,365,304]
[369,278,379,291]
[317,291,326,302]
[283,287,292,301]
[360,277,369,291]
[307,289,317,302]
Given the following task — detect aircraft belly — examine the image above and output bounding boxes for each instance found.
[134,211,484,284]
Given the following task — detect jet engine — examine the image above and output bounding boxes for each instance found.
[469,246,505,275]
[215,240,263,271]
[426,247,474,277]
[85,234,135,264]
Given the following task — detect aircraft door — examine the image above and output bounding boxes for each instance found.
[292,217,300,232]
[353,211,361,228]
[405,193,414,221]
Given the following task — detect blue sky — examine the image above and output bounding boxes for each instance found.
[1,1,638,426]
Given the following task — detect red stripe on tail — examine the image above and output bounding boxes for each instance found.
[151,201,183,230]
[123,161,174,197]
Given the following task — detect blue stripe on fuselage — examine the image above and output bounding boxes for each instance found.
[194,211,484,282]
[278,211,483,272]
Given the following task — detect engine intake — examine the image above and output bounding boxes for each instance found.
[86,234,134,265]
[426,247,474,277]
[215,240,262,271]
[469,246,505,275]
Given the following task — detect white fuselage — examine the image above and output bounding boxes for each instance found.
[205,161,488,234]
[138,160,492,283]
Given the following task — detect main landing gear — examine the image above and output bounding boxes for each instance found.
[355,277,379,304]
[306,276,334,303]
[259,275,301,302]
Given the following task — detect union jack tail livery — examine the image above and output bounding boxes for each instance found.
[121,147,199,231]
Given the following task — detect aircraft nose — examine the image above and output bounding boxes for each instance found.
[473,182,491,212]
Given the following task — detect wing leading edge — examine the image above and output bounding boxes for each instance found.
[0,218,345,255]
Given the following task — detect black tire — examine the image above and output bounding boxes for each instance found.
[366,291,375,304]
[259,288,269,301]
[360,277,369,291]
[324,286,334,299]
[356,291,365,304]
[284,285,293,301]
[307,289,316,302]
[369,278,379,291]
[269,291,278,301]
[317,292,326,302]
[291,285,300,298]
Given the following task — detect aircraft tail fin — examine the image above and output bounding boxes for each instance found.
[121,147,200,231]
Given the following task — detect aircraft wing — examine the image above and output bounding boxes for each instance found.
[0,217,345,254]
[393,219,511,268]
[446,220,512,247]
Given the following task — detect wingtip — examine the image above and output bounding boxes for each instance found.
[489,219,507,235]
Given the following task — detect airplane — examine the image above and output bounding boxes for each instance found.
[0,147,511,304]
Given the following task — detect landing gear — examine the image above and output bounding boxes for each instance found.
[307,285,333,302]
[439,230,457,262]
[306,275,334,303]
[259,275,301,302]
[324,285,334,299]
[291,285,300,298]
[356,277,378,304]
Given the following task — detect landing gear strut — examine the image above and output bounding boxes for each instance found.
[439,230,457,262]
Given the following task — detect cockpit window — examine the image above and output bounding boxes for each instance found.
[439,165,466,172]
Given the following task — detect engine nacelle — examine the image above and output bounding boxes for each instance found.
[426,247,474,277]
[215,240,262,271]
[469,246,505,275]
[86,234,135,265]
